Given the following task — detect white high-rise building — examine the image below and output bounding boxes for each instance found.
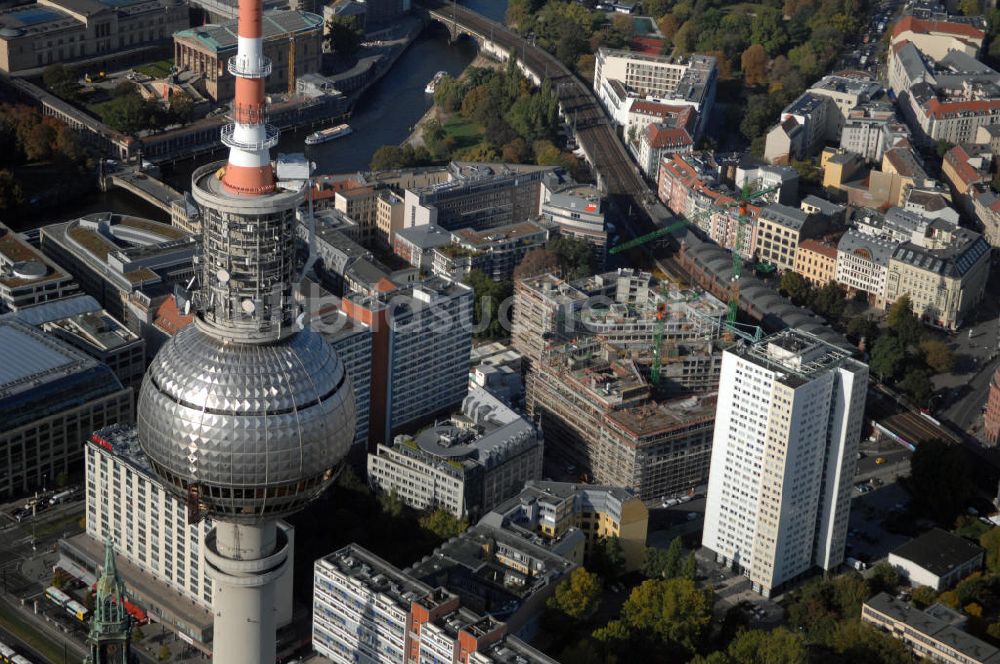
[702,330,868,597]
[75,425,294,651]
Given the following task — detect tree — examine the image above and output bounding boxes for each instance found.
[419,508,468,540]
[43,64,79,102]
[908,438,972,524]
[326,15,363,56]
[133,626,145,642]
[741,44,769,88]
[887,295,923,346]
[576,53,597,82]
[811,280,846,320]
[741,94,785,141]
[868,562,900,596]
[589,536,626,580]
[169,92,195,124]
[869,334,906,381]
[461,85,493,124]
[663,537,683,579]
[961,0,980,17]
[899,367,933,405]
[101,92,155,134]
[681,553,697,581]
[829,619,912,664]
[463,270,512,339]
[920,338,954,374]
[725,628,806,664]
[751,7,789,55]
[548,236,594,279]
[911,585,938,608]
[847,316,879,347]
[980,527,1000,573]
[158,645,170,661]
[377,489,404,518]
[547,567,602,620]
[599,578,713,657]
[642,547,670,578]
[434,76,465,112]
[22,122,54,162]
[779,271,812,304]
[513,248,559,280]
[0,170,23,212]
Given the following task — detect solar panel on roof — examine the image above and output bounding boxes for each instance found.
[12,8,61,25]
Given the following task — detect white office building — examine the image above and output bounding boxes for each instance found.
[80,425,293,642]
[702,330,868,597]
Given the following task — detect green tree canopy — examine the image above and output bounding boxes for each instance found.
[547,567,602,620]
[887,295,924,346]
[869,334,906,381]
[599,578,713,657]
[326,15,363,55]
[981,527,1000,574]
[418,508,468,541]
[724,627,807,664]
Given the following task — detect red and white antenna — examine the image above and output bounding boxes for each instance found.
[220,0,278,195]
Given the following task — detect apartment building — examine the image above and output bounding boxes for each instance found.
[40,213,195,341]
[594,48,717,138]
[404,523,580,638]
[836,228,896,305]
[841,104,907,164]
[863,593,1000,664]
[528,338,717,500]
[309,297,373,449]
[0,0,187,73]
[313,545,559,664]
[634,111,696,179]
[174,10,322,102]
[393,224,453,271]
[656,151,721,218]
[0,319,133,498]
[481,481,648,571]
[403,162,553,232]
[367,387,542,519]
[376,189,405,248]
[432,221,549,282]
[342,276,473,447]
[702,330,868,597]
[66,425,292,653]
[334,186,380,245]
[755,204,823,272]
[884,221,989,330]
[0,222,77,312]
[793,239,839,286]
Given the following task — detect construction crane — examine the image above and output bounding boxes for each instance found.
[607,217,689,255]
[718,184,780,327]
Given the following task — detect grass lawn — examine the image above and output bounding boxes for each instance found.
[134,58,173,79]
[0,598,74,663]
[84,98,116,124]
[441,115,484,150]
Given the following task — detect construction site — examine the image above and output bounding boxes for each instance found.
[515,269,728,501]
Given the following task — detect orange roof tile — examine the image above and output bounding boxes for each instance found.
[153,295,194,336]
[891,15,985,42]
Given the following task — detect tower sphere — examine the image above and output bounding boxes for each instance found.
[137,320,356,523]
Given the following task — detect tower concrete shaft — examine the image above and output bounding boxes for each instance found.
[205,522,290,664]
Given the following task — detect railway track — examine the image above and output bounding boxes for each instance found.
[418,0,652,223]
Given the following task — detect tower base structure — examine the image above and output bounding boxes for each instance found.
[205,521,290,664]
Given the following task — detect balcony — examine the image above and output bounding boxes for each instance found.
[220,123,279,152]
[227,54,272,79]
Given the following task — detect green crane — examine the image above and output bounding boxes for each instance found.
[607,217,689,255]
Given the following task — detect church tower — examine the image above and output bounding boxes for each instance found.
[85,539,133,664]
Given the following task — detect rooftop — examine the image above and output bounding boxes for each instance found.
[736,328,860,387]
[174,10,322,53]
[451,221,549,249]
[0,320,124,429]
[0,223,72,290]
[891,528,984,576]
[396,387,536,469]
[395,224,453,250]
[317,545,432,608]
[760,203,811,231]
[866,593,999,663]
[43,310,139,352]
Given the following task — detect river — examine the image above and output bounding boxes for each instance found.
[27,0,508,229]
